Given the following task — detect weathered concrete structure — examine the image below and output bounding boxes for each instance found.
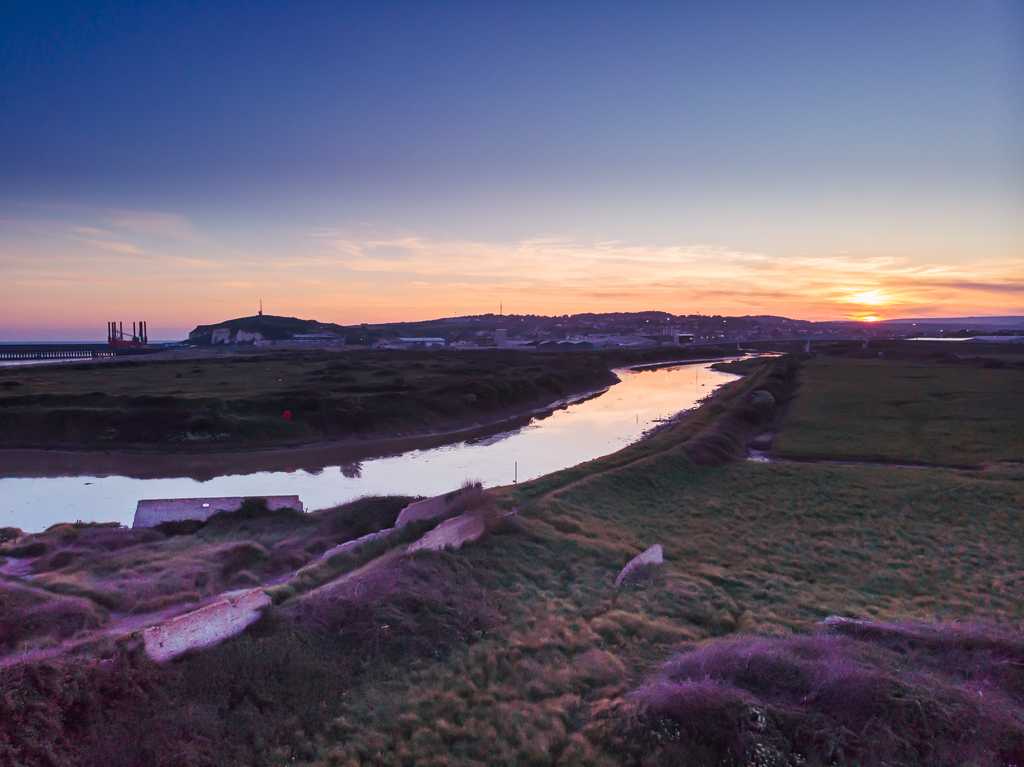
[614,544,664,587]
[132,495,303,529]
[406,513,487,553]
[312,526,398,564]
[395,483,483,527]
[143,588,271,662]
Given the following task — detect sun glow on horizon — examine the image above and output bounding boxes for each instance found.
[2,215,1022,340]
[842,289,891,307]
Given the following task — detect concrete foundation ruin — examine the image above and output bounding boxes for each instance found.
[142,588,271,662]
[132,495,304,528]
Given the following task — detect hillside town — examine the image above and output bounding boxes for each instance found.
[186,310,1024,350]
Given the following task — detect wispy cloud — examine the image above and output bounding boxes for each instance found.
[70,227,146,256]
[107,210,194,240]
[87,239,145,255]
[306,230,1024,319]
[72,226,113,238]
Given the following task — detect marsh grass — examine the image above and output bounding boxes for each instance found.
[289,357,1024,766]
[3,355,1023,766]
[0,348,711,449]
[620,621,1024,766]
[0,555,496,767]
[775,357,1024,465]
[0,496,413,622]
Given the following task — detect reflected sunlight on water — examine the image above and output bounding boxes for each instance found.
[1,361,738,531]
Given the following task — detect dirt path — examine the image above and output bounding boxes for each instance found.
[747,452,982,472]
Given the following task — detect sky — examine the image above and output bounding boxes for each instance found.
[1,0,1022,340]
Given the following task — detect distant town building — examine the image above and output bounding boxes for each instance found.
[292,333,345,343]
[392,337,447,349]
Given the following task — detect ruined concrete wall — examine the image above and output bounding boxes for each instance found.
[314,526,398,564]
[614,544,664,587]
[395,483,483,527]
[406,513,486,553]
[133,495,303,529]
[143,588,271,662]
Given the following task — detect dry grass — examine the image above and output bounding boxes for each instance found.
[0,581,108,653]
[290,357,1024,766]
[0,496,412,639]
[619,620,1024,766]
[0,553,497,767]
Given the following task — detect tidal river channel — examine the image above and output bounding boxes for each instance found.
[1,360,740,531]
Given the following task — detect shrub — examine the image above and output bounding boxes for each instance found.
[0,582,108,652]
[621,621,1024,767]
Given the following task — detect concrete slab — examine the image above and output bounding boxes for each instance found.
[142,588,271,662]
[406,513,486,553]
[133,495,303,528]
[614,544,664,587]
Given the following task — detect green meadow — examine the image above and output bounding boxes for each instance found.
[775,356,1024,466]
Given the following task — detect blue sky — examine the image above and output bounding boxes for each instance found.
[1,0,1021,338]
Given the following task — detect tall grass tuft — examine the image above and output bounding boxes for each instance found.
[623,620,1024,766]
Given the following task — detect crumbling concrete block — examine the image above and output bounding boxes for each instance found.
[406,513,486,553]
[822,615,868,628]
[133,496,303,529]
[316,526,397,562]
[395,483,483,527]
[614,544,664,587]
[142,588,271,662]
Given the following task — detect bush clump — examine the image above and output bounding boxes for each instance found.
[619,620,1024,767]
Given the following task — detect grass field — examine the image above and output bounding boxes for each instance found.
[299,453,1023,765]
[1,355,1022,766]
[0,347,731,450]
[774,357,1024,466]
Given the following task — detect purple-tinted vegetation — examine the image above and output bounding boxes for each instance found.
[628,620,1024,766]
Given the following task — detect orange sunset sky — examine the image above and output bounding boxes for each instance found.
[2,2,1021,339]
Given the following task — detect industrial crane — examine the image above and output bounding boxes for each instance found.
[107,321,149,348]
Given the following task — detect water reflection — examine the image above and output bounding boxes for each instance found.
[339,461,363,479]
[0,361,738,531]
